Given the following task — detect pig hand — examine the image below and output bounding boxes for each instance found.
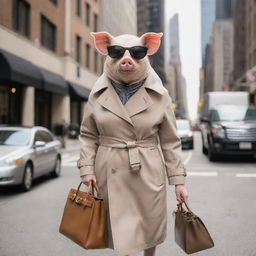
[81,174,97,186]
[175,184,188,204]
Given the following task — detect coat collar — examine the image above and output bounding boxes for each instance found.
[91,67,166,127]
[91,66,166,96]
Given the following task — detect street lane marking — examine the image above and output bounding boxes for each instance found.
[236,173,256,178]
[184,151,193,165]
[187,171,218,176]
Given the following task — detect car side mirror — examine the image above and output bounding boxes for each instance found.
[34,141,46,148]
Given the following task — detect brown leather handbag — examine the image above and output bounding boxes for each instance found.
[174,200,214,254]
[59,181,108,249]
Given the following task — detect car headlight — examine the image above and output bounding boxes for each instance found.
[211,125,225,138]
[2,158,22,166]
[188,131,193,137]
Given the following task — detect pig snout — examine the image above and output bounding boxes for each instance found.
[119,57,134,71]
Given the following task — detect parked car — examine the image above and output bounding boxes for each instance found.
[176,119,194,149]
[201,105,256,161]
[0,126,62,191]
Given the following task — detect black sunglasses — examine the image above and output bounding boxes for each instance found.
[107,45,148,59]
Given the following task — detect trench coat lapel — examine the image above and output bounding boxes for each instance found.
[124,86,153,118]
[125,68,166,117]
[97,77,134,126]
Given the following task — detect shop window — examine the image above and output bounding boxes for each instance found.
[41,15,56,52]
[76,35,81,63]
[70,100,81,127]
[0,85,21,125]
[13,0,30,38]
[76,0,81,17]
[93,13,98,32]
[85,43,90,68]
[85,3,90,26]
[35,89,52,129]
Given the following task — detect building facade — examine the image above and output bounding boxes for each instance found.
[137,0,166,84]
[0,0,137,129]
[231,0,246,83]
[233,0,256,105]
[166,14,188,118]
[216,0,231,19]
[101,0,137,36]
[201,0,216,65]
[212,19,233,91]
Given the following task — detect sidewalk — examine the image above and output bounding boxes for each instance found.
[60,138,80,154]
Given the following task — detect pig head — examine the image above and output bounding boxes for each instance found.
[91,32,163,85]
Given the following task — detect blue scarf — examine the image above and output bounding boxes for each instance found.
[110,78,146,105]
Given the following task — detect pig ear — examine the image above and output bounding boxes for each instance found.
[140,32,163,55]
[90,32,113,55]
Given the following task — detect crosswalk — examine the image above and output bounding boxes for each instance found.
[61,153,79,167]
[61,152,256,178]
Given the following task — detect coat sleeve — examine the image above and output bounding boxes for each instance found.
[158,94,187,185]
[77,100,99,177]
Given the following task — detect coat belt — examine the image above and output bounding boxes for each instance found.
[98,135,159,173]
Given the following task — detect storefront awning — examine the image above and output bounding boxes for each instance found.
[39,67,68,95]
[68,81,91,101]
[0,49,42,88]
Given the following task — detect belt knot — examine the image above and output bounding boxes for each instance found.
[126,141,137,148]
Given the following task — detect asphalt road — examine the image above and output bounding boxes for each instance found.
[0,132,256,256]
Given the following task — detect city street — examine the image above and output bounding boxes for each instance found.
[0,132,256,256]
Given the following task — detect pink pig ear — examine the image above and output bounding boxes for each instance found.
[90,32,113,55]
[140,32,163,55]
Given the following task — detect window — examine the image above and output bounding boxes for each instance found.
[41,15,56,52]
[93,13,98,32]
[94,50,98,73]
[86,3,90,26]
[85,43,91,68]
[13,0,30,38]
[76,35,81,63]
[41,130,54,142]
[76,0,81,16]
[0,85,21,125]
[50,0,57,5]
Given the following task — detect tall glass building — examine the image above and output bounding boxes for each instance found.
[201,0,216,65]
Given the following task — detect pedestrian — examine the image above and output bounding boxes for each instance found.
[77,32,188,256]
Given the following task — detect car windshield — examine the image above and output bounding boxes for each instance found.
[0,130,31,146]
[176,120,191,130]
[211,105,256,121]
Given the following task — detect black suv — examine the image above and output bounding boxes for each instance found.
[200,105,256,161]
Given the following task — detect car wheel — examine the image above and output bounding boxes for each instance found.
[21,163,33,192]
[202,145,208,155]
[50,157,61,178]
[208,144,218,162]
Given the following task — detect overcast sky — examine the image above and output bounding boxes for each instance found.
[165,0,201,120]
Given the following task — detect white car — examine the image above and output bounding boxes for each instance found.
[176,119,194,150]
[0,126,62,191]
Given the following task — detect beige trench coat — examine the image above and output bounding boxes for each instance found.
[77,67,187,255]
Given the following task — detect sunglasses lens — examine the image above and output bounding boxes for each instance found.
[130,46,148,59]
[107,46,125,58]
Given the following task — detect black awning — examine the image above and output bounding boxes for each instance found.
[68,81,91,101]
[0,49,42,88]
[39,67,68,95]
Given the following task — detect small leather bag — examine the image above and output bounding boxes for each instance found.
[174,200,214,254]
[59,181,108,249]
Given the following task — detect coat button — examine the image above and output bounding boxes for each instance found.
[112,167,118,173]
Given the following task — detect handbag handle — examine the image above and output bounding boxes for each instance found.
[177,199,193,214]
[74,181,101,199]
